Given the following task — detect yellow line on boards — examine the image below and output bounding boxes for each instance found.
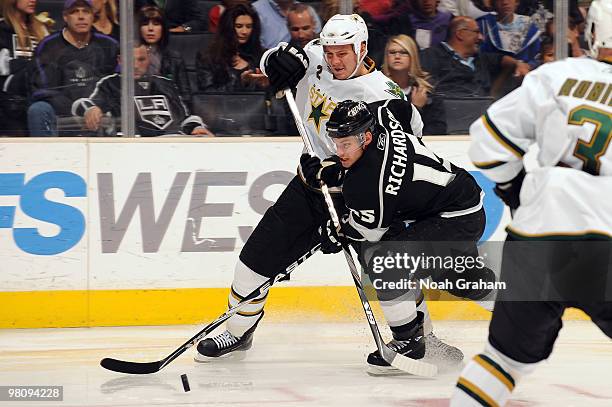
[0,287,588,328]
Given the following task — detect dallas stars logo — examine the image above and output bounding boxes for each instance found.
[384,81,406,100]
[308,99,330,133]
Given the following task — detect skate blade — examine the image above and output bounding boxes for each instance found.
[194,350,247,363]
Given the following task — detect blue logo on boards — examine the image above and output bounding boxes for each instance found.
[469,171,504,243]
[0,171,504,255]
[0,172,86,255]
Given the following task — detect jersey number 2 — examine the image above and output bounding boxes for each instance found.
[569,105,612,175]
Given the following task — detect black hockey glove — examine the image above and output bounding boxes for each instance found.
[264,43,309,93]
[319,219,344,254]
[494,168,526,210]
[300,153,345,188]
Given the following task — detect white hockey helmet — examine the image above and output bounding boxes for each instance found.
[319,14,369,78]
[585,0,612,58]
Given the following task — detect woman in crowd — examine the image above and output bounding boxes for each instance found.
[196,3,268,92]
[0,0,49,136]
[138,5,192,106]
[92,0,119,41]
[382,34,445,135]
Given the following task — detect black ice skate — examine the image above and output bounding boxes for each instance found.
[366,312,426,376]
[194,313,263,362]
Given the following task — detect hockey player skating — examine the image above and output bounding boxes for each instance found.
[300,99,496,374]
[450,1,612,405]
[195,14,464,370]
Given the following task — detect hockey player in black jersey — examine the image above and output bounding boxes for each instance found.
[72,44,212,136]
[300,99,496,374]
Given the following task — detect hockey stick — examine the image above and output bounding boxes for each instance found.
[100,243,320,374]
[284,89,437,377]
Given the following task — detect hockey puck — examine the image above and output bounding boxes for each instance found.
[181,373,190,392]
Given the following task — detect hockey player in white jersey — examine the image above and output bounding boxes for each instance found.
[195,14,463,370]
[451,1,612,405]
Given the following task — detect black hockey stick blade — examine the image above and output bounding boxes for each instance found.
[100,358,163,375]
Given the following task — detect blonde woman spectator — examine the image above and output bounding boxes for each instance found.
[382,34,445,134]
[92,0,119,40]
[0,0,50,135]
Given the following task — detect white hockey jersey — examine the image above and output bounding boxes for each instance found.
[296,40,423,159]
[469,57,612,239]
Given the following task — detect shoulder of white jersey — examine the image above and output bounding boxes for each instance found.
[534,56,599,74]
[304,38,323,65]
[357,71,408,102]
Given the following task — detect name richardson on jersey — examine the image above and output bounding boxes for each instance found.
[384,110,408,196]
[558,78,612,105]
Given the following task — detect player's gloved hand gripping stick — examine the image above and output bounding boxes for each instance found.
[99,244,321,374]
[284,88,437,378]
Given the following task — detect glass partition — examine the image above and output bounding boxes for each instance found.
[0,0,593,137]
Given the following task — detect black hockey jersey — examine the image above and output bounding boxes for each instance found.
[30,31,119,115]
[72,73,204,136]
[342,99,483,242]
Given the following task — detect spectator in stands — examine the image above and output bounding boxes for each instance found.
[357,0,414,66]
[138,5,192,107]
[477,0,541,67]
[0,0,50,136]
[537,34,554,64]
[252,0,321,49]
[409,0,453,50]
[320,0,340,23]
[73,44,213,137]
[544,18,586,60]
[287,3,318,48]
[209,0,248,34]
[196,4,268,92]
[28,0,118,136]
[92,0,119,40]
[382,35,445,134]
[136,0,206,33]
[420,16,529,97]
[438,0,490,19]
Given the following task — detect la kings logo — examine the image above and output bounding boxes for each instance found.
[134,95,173,130]
[377,133,386,150]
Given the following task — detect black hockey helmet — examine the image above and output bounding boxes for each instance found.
[326,100,374,138]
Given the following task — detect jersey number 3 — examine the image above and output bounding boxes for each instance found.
[569,105,612,175]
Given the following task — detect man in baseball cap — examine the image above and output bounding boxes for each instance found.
[27,0,118,136]
[63,0,93,11]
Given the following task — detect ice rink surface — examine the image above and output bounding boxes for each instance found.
[0,320,610,407]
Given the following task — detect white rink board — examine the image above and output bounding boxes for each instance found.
[0,138,510,291]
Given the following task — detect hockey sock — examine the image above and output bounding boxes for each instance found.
[450,341,535,407]
[379,291,418,333]
[226,260,270,337]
